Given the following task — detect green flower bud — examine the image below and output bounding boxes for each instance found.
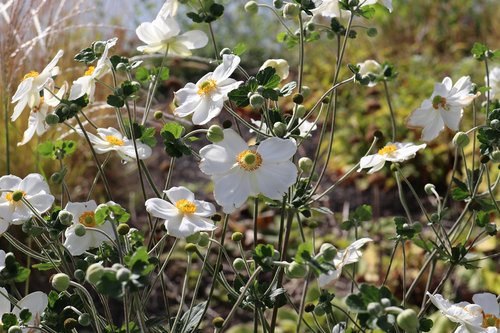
[490,119,500,130]
[285,261,308,279]
[314,304,326,316]
[413,223,423,233]
[69,103,80,114]
[50,172,63,185]
[320,243,337,261]
[117,223,130,235]
[249,93,265,109]
[212,317,224,328]
[292,93,304,104]
[4,253,16,267]
[380,298,391,307]
[154,111,163,120]
[58,210,73,226]
[233,258,246,271]
[485,223,497,236]
[490,150,500,163]
[244,1,259,14]
[64,318,78,330]
[367,27,378,37]
[295,105,307,118]
[74,224,86,237]
[78,313,92,326]
[93,41,106,55]
[424,183,436,195]
[453,132,470,147]
[481,155,490,164]
[273,0,283,9]
[198,232,210,247]
[390,162,400,171]
[283,3,299,19]
[116,267,131,282]
[304,303,315,313]
[8,326,23,333]
[298,157,313,173]
[51,273,70,291]
[86,263,104,284]
[112,263,124,270]
[74,269,85,282]
[186,233,200,244]
[184,243,198,253]
[219,48,232,57]
[306,22,316,31]
[367,302,382,315]
[396,309,419,333]
[231,232,244,242]
[207,125,225,143]
[273,122,287,138]
[116,62,128,72]
[45,113,60,125]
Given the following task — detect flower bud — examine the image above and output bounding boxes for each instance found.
[212,317,224,328]
[373,130,383,140]
[320,243,337,261]
[481,155,490,164]
[233,258,246,271]
[306,22,316,31]
[249,93,265,109]
[295,105,307,119]
[453,132,470,147]
[367,27,378,37]
[273,122,287,138]
[304,303,315,313]
[490,119,500,130]
[273,0,283,9]
[86,263,104,284]
[367,302,382,315]
[93,41,106,55]
[58,210,73,226]
[314,304,326,316]
[186,232,201,244]
[116,63,128,72]
[207,125,224,143]
[424,183,436,195]
[293,93,304,104]
[396,309,419,333]
[485,223,497,236]
[51,273,70,291]
[231,232,243,242]
[390,163,400,171]
[117,223,130,235]
[154,111,163,120]
[198,232,210,247]
[285,261,308,279]
[74,269,85,282]
[45,113,60,125]
[50,172,63,185]
[219,48,232,57]
[8,326,23,333]
[116,267,131,282]
[322,96,330,104]
[283,3,299,19]
[64,318,78,330]
[298,157,313,173]
[490,150,500,163]
[78,313,92,326]
[380,298,391,307]
[74,224,86,237]
[184,243,197,253]
[244,1,259,14]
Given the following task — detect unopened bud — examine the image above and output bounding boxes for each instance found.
[74,224,86,237]
[117,223,130,235]
[367,302,382,315]
[283,3,300,19]
[298,157,313,173]
[453,132,470,147]
[273,122,287,138]
[273,0,283,9]
[233,258,246,271]
[184,243,197,253]
[51,273,70,291]
[490,150,500,163]
[154,111,163,120]
[78,313,91,326]
[64,318,78,330]
[45,113,60,125]
[396,309,419,333]
[212,317,224,328]
[285,261,308,279]
[207,125,224,143]
[295,105,307,118]
[293,93,304,104]
[219,48,232,57]
[424,183,436,195]
[244,1,259,14]
[8,326,23,333]
[231,232,243,242]
[249,93,265,109]
[86,263,104,284]
[58,210,73,226]
[116,268,131,282]
[198,232,210,247]
[304,303,315,313]
[320,243,337,261]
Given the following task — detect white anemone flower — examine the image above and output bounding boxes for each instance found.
[199,129,297,213]
[174,54,243,125]
[0,174,54,233]
[0,250,5,272]
[486,66,500,100]
[357,60,382,87]
[358,142,426,174]
[318,238,373,288]
[427,292,499,333]
[11,50,64,121]
[311,0,392,19]
[69,38,117,103]
[136,15,208,56]
[0,287,48,331]
[158,0,179,18]
[250,118,317,138]
[76,127,152,161]
[259,59,290,81]
[63,200,116,256]
[408,76,478,142]
[18,81,67,146]
[145,186,216,238]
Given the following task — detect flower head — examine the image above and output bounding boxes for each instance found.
[11,50,64,121]
[145,186,216,238]
[63,200,116,256]
[408,76,478,142]
[69,38,117,103]
[199,129,297,213]
[0,287,48,331]
[175,55,243,125]
[260,59,290,81]
[0,174,54,233]
[357,59,383,87]
[358,142,426,174]
[318,238,373,288]
[76,127,152,161]
[486,66,500,101]
[310,0,392,19]
[158,0,179,17]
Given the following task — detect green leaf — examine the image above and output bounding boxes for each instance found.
[471,42,488,60]
[2,313,18,327]
[476,210,489,227]
[452,187,470,201]
[74,47,97,64]
[32,261,61,271]
[256,67,280,89]
[253,244,275,271]
[295,243,313,264]
[345,294,365,312]
[135,67,150,82]
[233,42,247,56]
[354,204,372,221]
[177,301,207,333]
[37,141,55,158]
[14,267,30,283]
[107,95,124,108]
[161,123,184,139]
[110,55,129,70]
[262,88,279,101]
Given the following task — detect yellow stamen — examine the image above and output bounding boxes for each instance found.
[79,211,96,227]
[176,199,197,214]
[378,144,397,155]
[197,79,217,96]
[105,135,124,146]
[237,150,263,171]
[482,311,500,328]
[23,71,40,80]
[5,191,26,204]
[84,66,96,76]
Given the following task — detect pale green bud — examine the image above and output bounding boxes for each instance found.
[45,113,60,125]
[116,268,131,282]
[74,224,86,237]
[285,261,308,278]
[396,309,419,333]
[198,232,210,247]
[51,273,70,291]
[320,243,337,261]
[367,302,382,315]
[424,183,436,195]
[295,105,307,118]
[58,210,73,226]
[86,263,104,284]
[452,132,470,147]
[233,258,246,271]
[298,157,313,173]
[207,125,224,143]
[283,3,299,19]
[244,1,259,14]
[249,93,265,109]
[273,122,287,138]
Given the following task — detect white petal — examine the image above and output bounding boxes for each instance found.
[64,227,92,256]
[407,104,434,128]
[25,193,54,214]
[176,30,209,50]
[192,97,223,125]
[41,50,64,76]
[257,137,297,163]
[11,96,28,121]
[12,78,33,103]
[64,200,97,225]
[420,112,444,142]
[18,173,50,194]
[213,169,251,213]
[358,154,385,173]
[212,55,241,82]
[18,113,42,146]
[318,269,341,289]
[219,129,249,156]
[0,175,22,190]
[69,76,92,101]
[199,145,235,176]
[255,162,297,199]
[194,200,216,217]
[145,198,178,219]
[440,108,462,131]
[13,291,48,326]
[472,293,499,317]
[167,214,216,238]
[0,287,10,314]
[217,78,243,98]
[165,186,195,204]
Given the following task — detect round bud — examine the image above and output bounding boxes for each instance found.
[390,163,400,172]
[273,122,287,138]
[244,1,259,14]
[490,119,500,130]
[320,243,337,261]
[285,261,308,279]
[233,258,246,271]
[367,27,378,37]
[64,318,78,330]
[58,210,74,226]
[396,309,419,333]
[78,313,92,326]
[184,243,197,253]
[452,132,470,148]
[322,96,330,104]
[308,220,319,229]
[116,268,131,282]
[481,155,490,164]
[222,120,232,129]
[485,223,497,236]
[273,0,283,9]
[373,130,383,140]
[424,183,436,195]
[304,303,315,313]
[69,103,80,114]
[154,111,163,120]
[86,263,104,284]
[74,224,86,237]
[112,263,124,270]
[283,3,300,19]
[298,157,313,173]
[295,105,307,118]
[198,232,210,247]
[11,190,24,202]
[93,41,106,54]
[207,125,225,143]
[367,302,382,315]
[249,93,265,109]
[186,233,201,244]
[211,214,222,222]
[212,317,224,328]
[8,326,23,333]
[314,304,326,316]
[116,63,128,72]
[490,150,500,163]
[231,232,244,242]
[117,223,130,235]
[293,93,304,104]
[74,269,85,282]
[380,298,391,307]
[219,48,232,57]
[306,22,316,31]
[51,273,70,292]
[45,113,60,125]
[4,253,15,267]
[413,223,423,233]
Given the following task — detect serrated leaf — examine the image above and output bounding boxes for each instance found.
[135,67,149,82]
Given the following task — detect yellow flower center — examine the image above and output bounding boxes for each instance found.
[197,79,218,96]
[175,199,197,214]
[84,66,96,76]
[23,71,40,80]
[432,95,448,110]
[482,312,500,328]
[105,135,124,146]
[378,144,397,155]
[237,150,263,171]
[5,191,26,204]
[79,211,96,227]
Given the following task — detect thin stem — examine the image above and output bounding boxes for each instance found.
[171,253,192,333]
[383,80,397,142]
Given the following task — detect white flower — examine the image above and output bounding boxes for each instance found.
[486,66,500,100]
[360,0,393,12]
[0,250,5,272]
[136,15,208,56]
[260,59,290,81]
[310,0,392,19]
[76,127,152,161]
[357,60,382,87]
[250,118,317,138]
[0,174,54,233]
[158,0,179,18]
[18,81,67,146]
[63,200,116,256]
[358,142,426,174]
[11,50,64,121]
[199,129,297,213]
[0,287,48,331]
[145,186,216,238]
[175,54,243,125]
[69,38,117,103]
[408,76,478,142]
[427,292,499,333]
